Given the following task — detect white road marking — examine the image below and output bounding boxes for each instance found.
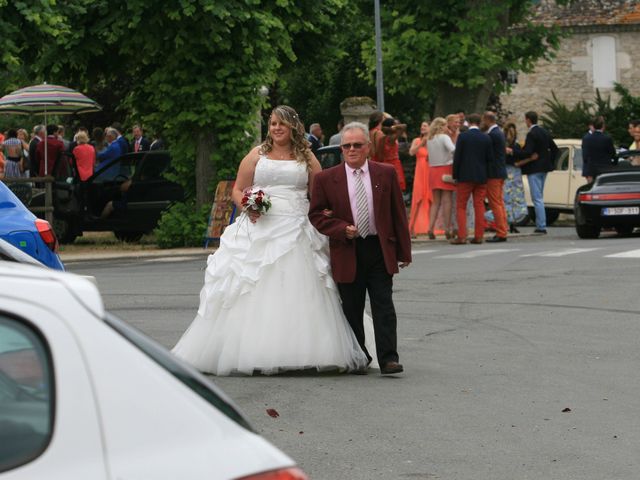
[605,249,640,258]
[520,248,599,257]
[412,249,439,255]
[435,249,516,259]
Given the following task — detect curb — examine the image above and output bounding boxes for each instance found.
[60,232,538,263]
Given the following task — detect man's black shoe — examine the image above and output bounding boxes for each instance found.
[380,361,404,375]
[533,229,547,234]
[486,236,507,243]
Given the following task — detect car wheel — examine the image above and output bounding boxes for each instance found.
[615,225,634,237]
[114,230,144,242]
[53,216,78,244]
[575,223,600,239]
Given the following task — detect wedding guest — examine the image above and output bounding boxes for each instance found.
[581,116,616,182]
[36,124,65,176]
[627,119,640,166]
[482,111,508,242]
[426,117,456,239]
[446,113,461,144]
[91,127,108,154]
[172,105,368,375]
[2,129,26,178]
[16,129,30,177]
[408,121,431,237]
[377,117,407,191]
[503,123,528,233]
[68,126,89,153]
[308,123,324,156]
[132,124,151,152]
[29,125,45,177]
[451,113,493,244]
[368,111,385,162]
[72,131,96,181]
[329,119,344,146]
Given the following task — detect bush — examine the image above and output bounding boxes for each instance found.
[541,84,640,146]
[154,201,210,248]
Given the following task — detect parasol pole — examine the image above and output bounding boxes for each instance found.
[44,104,48,175]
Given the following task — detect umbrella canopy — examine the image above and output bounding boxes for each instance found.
[0,83,101,175]
[0,84,101,115]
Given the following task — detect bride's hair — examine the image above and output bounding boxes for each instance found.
[260,105,312,169]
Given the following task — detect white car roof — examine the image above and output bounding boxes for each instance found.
[0,262,104,318]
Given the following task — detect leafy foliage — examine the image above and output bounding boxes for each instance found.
[360,1,567,115]
[541,84,640,146]
[154,201,210,248]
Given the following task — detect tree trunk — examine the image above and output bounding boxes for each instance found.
[195,130,215,209]
[433,76,496,118]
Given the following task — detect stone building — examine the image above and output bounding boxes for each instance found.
[501,0,640,133]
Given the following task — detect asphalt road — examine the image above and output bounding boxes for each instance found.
[67,226,640,480]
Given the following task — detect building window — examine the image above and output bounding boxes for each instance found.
[591,36,617,88]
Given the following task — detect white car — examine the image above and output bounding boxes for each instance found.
[0,262,308,480]
[522,139,587,225]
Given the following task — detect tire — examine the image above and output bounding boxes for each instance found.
[515,214,531,227]
[53,216,78,244]
[526,207,559,226]
[114,230,144,242]
[575,223,600,239]
[615,225,634,237]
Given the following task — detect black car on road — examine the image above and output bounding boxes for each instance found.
[574,151,640,239]
[29,150,184,243]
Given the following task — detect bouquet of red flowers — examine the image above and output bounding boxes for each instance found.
[241,188,272,215]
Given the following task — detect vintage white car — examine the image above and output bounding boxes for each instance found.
[522,139,587,225]
[0,262,308,480]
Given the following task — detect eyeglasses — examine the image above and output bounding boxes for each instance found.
[340,142,366,151]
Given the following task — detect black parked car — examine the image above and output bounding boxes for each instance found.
[574,151,640,239]
[29,151,184,243]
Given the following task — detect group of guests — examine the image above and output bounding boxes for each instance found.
[401,110,555,242]
[0,123,162,181]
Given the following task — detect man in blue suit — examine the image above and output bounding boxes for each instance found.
[96,128,123,179]
[582,116,617,183]
[451,113,494,244]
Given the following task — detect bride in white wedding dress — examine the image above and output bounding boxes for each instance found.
[172,106,370,375]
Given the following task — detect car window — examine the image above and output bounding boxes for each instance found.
[103,313,254,432]
[94,157,135,182]
[572,147,583,171]
[555,147,570,171]
[133,152,171,181]
[0,315,54,473]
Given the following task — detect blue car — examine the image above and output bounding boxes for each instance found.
[0,181,64,270]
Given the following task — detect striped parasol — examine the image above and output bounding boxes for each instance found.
[0,83,101,115]
[0,83,101,175]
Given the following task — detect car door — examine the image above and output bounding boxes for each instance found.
[0,293,108,479]
[543,146,571,208]
[568,145,587,200]
[120,151,184,230]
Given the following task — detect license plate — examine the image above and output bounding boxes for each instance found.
[602,207,640,216]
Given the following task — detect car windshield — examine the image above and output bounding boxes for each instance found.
[103,313,254,432]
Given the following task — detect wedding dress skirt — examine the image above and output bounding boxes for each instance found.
[172,157,369,375]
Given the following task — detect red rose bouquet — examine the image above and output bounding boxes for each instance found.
[241,188,272,215]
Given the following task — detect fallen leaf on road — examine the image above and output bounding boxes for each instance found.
[266,408,280,418]
[562,407,572,413]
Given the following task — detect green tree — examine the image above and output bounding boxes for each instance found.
[1,0,347,209]
[362,1,566,117]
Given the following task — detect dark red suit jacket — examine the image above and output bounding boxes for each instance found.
[309,161,411,283]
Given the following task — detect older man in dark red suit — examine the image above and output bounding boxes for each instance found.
[309,122,411,375]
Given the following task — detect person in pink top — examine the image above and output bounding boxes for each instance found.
[72,131,96,181]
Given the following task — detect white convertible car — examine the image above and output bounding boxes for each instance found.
[0,262,308,480]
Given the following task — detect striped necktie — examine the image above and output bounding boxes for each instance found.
[354,168,370,238]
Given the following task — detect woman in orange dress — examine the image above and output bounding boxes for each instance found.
[377,117,407,191]
[426,117,456,239]
[408,121,431,237]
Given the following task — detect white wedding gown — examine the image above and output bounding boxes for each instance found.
[172,156,371,375]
